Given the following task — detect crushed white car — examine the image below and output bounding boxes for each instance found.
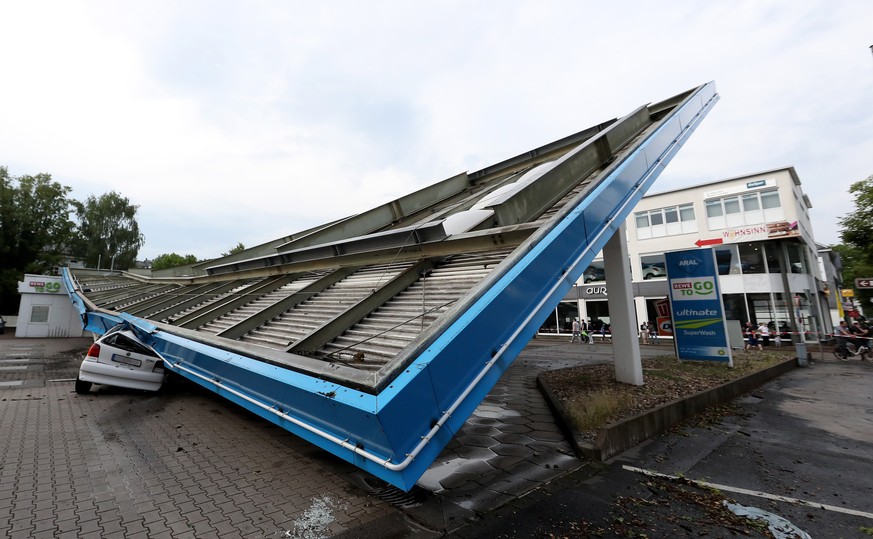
[76,324,167,394]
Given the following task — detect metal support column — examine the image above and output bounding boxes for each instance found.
[604,223,643,385]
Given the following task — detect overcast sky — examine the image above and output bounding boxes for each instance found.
[2,1,871,260]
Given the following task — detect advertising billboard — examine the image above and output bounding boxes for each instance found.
[665,248,732,365]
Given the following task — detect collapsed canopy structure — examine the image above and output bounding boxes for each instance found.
[64,82,718,491]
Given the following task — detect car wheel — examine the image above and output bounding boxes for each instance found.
[75,377,92,394]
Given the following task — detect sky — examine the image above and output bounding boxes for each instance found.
[1,1,871,261]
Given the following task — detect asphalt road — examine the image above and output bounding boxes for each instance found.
[448,358,873,538]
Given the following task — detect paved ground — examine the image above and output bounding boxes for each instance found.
[446,357,873,538]
[0,332,660,538]
[3,333,869,538]
[0,335,401,538]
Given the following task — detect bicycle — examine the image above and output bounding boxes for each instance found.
[833,340,870,360]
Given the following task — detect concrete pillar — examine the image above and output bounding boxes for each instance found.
[603,223,644,385]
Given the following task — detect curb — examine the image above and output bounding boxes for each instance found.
[538,358,798,461]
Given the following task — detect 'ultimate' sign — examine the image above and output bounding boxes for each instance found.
[665,248,733,365]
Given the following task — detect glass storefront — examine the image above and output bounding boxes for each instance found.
[538,301,579,334]
[586,300,610,331]
[738,243,766,274]
[538,240,821,342]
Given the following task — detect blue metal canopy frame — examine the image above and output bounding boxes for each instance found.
[63,82,718,491]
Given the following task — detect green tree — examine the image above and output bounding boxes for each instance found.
[221,242,246,257]
[71,191,144,270]
[151,253,199,271]
[832,243,873,310]
[838,174,873,311]
[0,167,76,308]
[839,174,873,253]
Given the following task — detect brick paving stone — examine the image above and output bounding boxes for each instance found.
[225,509,246,525]
[175,500,196,515]
[162,509,185,526]
[203,508,226,524]
[180,508,207,525]
[140,509,164,525]
[32,517,57,534]
[78,518,101,534]
[53,507,76,524]
[212,519,236,535]
[123,519,149,536]
[75,508,98,524]
[191,519,216,536]
[145,519,172,536]
[168,520,194,534]
[56,517,78,533]
[99,518,125,535]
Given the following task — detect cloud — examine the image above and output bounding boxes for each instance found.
[1,0,871,259]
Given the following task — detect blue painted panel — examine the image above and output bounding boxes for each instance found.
[156,340,388,442]
[372,364,444,459]
[382,83,721,489]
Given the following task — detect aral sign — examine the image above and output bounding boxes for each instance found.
[665,248,732,365]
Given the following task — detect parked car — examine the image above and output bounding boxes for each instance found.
[642,263,666,279]
[76,324,167,394]
[583,267,605,283]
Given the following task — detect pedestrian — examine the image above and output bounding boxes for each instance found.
[758,322,770,347]
[570,318,581,343]
[773,333,782,347]
[640,321,649,344]
[744,325,761,351]
[857,317,871,349]
[648,321,658,344]
[849,321,868,354]
[587,319,594,345]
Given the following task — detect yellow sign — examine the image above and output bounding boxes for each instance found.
[842,289,855,298]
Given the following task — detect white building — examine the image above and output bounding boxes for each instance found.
[15,274,86,338]
[540,167,830,342]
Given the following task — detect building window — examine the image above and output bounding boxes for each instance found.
[722,294,747,322]
[635,203,696,239]
[30,305,49,324]
[704,189,783,230]
[640,254,666,280]
[764,244,781,273]
[714,244,742,275]
[786,243,806,274]
[737,243,766,274]
[556,301,578,334]
[583,262,605,283]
